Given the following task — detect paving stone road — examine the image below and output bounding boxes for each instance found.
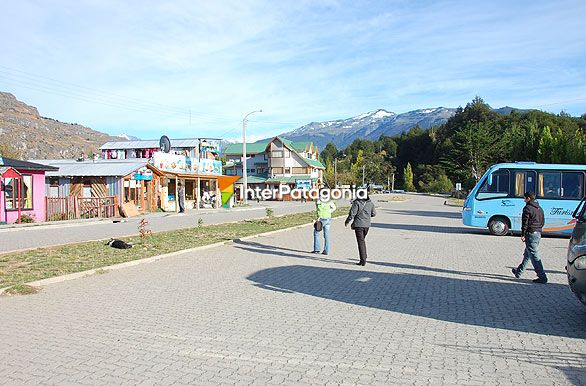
[1,194,585,385]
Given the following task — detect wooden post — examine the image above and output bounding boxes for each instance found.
[196,177,200,210]
[17,177,21,224]
[175,175,178,213]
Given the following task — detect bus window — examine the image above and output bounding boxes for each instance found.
[476,170,510,200]
[561,172,584,199]
[514,171,537,197]
[538,172,561,198]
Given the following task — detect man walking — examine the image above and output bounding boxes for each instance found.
[512,191,548,283]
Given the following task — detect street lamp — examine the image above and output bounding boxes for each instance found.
[334,154,346,188]
[242,109,262,204]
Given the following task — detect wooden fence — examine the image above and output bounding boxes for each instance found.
[46,196,119,221]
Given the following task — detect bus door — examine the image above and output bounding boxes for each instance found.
[510,170,536,230]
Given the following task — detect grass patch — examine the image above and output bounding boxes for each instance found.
[445,198,465,207]
[3,284,41,296]
[0,207,349,290]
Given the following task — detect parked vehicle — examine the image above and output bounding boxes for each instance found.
[463,162,586,236]
[567,198,586,305]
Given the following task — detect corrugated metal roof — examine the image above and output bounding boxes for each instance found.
[33,159,147,177]
[100,138,201,150]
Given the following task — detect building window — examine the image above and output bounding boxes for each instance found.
[4,175,33,210]
[271,150,283,158]
[284,167,292,174]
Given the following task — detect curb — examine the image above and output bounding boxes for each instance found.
[0,215,344,296]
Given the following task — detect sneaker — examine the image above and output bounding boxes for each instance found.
[512,268,521,278]
[533,277,548,284]
[311,250,320,254]
[322,251,328,255]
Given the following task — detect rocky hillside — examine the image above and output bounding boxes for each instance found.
[0,92,125,159]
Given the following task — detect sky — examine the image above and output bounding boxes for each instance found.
[1,0,586,141]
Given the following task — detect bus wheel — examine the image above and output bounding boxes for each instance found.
[488,217,510,236]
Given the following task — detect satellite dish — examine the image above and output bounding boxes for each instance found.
[159,135,171,153]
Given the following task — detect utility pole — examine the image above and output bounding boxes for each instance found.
[334,158,337,188]
[242,109,262,204]
[362,164,366,187]
[391,173,395,191]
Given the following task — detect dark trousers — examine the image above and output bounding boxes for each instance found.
[354,227,369,263]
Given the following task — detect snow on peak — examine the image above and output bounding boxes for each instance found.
[372,110,394,119]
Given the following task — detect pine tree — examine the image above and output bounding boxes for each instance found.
[403,163,416,191]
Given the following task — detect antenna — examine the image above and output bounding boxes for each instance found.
[159,135,171,153]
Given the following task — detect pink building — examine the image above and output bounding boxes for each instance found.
[0,157,58,224]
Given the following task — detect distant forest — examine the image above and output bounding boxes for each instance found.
[319,97,586,192]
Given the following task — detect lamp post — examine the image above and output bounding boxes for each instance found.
[334,154,346,188]
[242,109,262,204]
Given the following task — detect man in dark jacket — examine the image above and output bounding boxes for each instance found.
[345,195,376,266]
[512,191,548,283]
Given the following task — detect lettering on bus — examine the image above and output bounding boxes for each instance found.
[550,207,573,216]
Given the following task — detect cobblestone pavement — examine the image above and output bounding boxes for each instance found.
[1,195,585,385]
[0,200,322,253]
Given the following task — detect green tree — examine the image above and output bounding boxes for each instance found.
[537,126,555,163]
[403,162,416,191]
[320,143,338,165]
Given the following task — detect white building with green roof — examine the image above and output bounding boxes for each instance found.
[223,137,325,198]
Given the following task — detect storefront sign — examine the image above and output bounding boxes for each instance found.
[197,159,223,176]
[131,167,153,181]
[295,179,312,189]
[152,152,195,174]
[152,152,222,176]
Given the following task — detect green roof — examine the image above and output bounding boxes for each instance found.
[223,137,316,156]
[301,157,325,169]
[236,175,268,184]
[223,142,268,155]
[266,175,318,183]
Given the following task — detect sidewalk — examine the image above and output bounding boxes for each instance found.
[0,200,322,253]
[0,194,583,384]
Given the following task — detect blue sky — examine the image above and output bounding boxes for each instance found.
[1,0,585,141]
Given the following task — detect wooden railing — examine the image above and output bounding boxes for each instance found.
[46,196,119,221]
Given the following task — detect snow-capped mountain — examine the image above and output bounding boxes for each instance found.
[117,133,141,141]
[279,107,457,149]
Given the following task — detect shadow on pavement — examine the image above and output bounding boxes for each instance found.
[382,209,462,219]
[247,265,586,339]
[440,344,586,386]
[233,240,356,266]
[372,222,485,235]
[369,261,567,279]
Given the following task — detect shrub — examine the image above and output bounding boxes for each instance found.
[19,214,36,223]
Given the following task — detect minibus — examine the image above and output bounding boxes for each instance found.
[462,162,586,236]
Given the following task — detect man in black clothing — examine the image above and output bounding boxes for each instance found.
[512,191,548,283]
